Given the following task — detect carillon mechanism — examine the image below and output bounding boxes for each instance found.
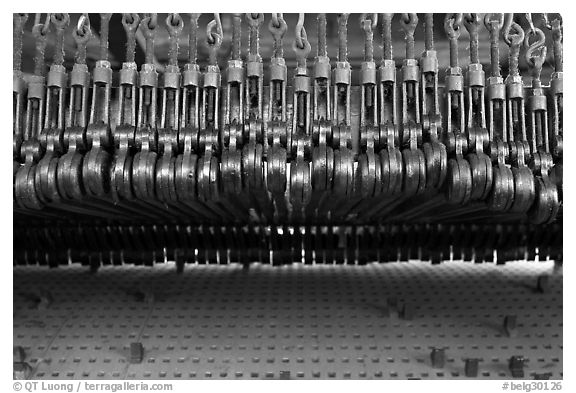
[12,13,564,382]
[13,12,563,266]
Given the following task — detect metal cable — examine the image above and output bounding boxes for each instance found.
[122,13,139,63]
[485,13,503,77]
[400,13,417,60]
[317,13,327,57]
[99,14,112,61]
[188,13,200,64]
[140,14,157,65]
[337,13,349,62]
[463,14,480,64]
[51,14,69,66]
[166,13,183,66]
[361,17,374,63]
[206,15,222,66]
[424,13,434,51]
[445,14,462,68]
[269,13,285,59]
[32,14,50,76]
[551,18,563,72]
[381,13,393,61]
[246,13,263,57]
[13,14,28,71]
[505,21,524,77]
[231,14,242,60]
[73,13,90,65]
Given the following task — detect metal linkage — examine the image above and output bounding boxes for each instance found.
[13,14,29,163]
[546,14,563,201]
[133,14,160,202]
[35,14,70,205]
[524,24,559,224]
[353,14,382,216]
[332,14,353,151]
[197,14,231,221]
[14,14,50,210]
[420,13,441,130]
[463,13,492,203]
[325,14,356,223]
[289,14,312,221]
[503,16,535,214]
[156,14,184,205]
[219,14,247,220]
[83,14,114,199]
[421,13,447,191]
[244,13,265,143]
[111,13,140,204]
[444,13,471,206]
[377,13,403,202]
[399,14,426,198]
[242,13,272,222]
[484,13,514,213]
[56,14,91,205]
[267,12,288,141]
[12,13,563,251]
[267,13,290,222]
[312,13,332,147]
[175,13,202,213]
[222,14,244,150]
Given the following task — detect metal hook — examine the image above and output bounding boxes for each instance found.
[483,13,504,31]
[166,13,184,36]
[268,13,287,38]
[246,13,264,27]
[361,13,378,30]
[400,13,418,34]
[140,15,157,39]
[34,13,51,36]
[463,12,479,28]
[76,13,90,36]
[502,14,524,47]
[295,13,305,49]
[122,13,140,32]
[50,13,70,30]
[206,19,222,47]
[524,27,546,67]
[292,16,310,60]
[444,13,462,39]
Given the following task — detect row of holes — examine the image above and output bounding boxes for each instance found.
[25,343,562,352]
[15,332,563,341]
[33,370,563,379]
[27,357,562,365]
[21,342,562,352]
[16,321,564,329]
[17,301,563,308]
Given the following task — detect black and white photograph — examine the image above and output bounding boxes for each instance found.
[10,6,566,392]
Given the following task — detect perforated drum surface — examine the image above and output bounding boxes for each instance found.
[13,260,562,380]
